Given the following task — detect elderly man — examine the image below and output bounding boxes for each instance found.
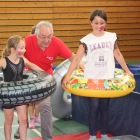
[22,21,84,140]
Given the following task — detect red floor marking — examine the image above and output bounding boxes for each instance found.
[27,130,114,140]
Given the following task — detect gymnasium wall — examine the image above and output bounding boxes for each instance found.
[0,0,140,64]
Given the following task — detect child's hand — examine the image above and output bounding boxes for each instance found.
[77,62,85,70]
[126,71,133,77]
[62,77,70,89]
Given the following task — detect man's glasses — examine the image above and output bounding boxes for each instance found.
[39,35,52,40]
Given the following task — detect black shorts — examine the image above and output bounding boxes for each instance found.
[2,104,21,109]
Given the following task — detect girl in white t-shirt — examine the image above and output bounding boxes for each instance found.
[62,9,133,140]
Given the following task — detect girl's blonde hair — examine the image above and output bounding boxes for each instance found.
[2,35,24,57]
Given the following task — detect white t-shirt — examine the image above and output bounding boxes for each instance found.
[80,31,117,79]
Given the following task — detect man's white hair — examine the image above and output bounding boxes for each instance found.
[35,21,54,38]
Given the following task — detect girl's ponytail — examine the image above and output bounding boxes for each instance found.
[2,46,11,58]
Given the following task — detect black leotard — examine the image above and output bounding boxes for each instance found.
[2,57,24,109]
[3,57,24,82]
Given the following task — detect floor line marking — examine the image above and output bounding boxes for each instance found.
[0,125,19,129]
[14,111,41,137]
[32,129,42,137]
[0,128,4,136]
[53,125,66,135]
[14,111,18,117]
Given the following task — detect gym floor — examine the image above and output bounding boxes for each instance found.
[0,108,89,140]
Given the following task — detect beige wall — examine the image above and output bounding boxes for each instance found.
[0,0,140,64]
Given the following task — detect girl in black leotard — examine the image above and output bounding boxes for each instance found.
[0,35,43,140]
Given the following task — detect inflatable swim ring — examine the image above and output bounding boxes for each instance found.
[51,55,87,119]
[62,68,135,98]
[0,71,56,105]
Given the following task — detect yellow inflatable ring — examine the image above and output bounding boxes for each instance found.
[62,68,136,98]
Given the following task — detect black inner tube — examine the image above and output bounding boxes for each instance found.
[0,71,56,105]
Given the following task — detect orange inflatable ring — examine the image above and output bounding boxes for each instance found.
[62,68,135,98]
